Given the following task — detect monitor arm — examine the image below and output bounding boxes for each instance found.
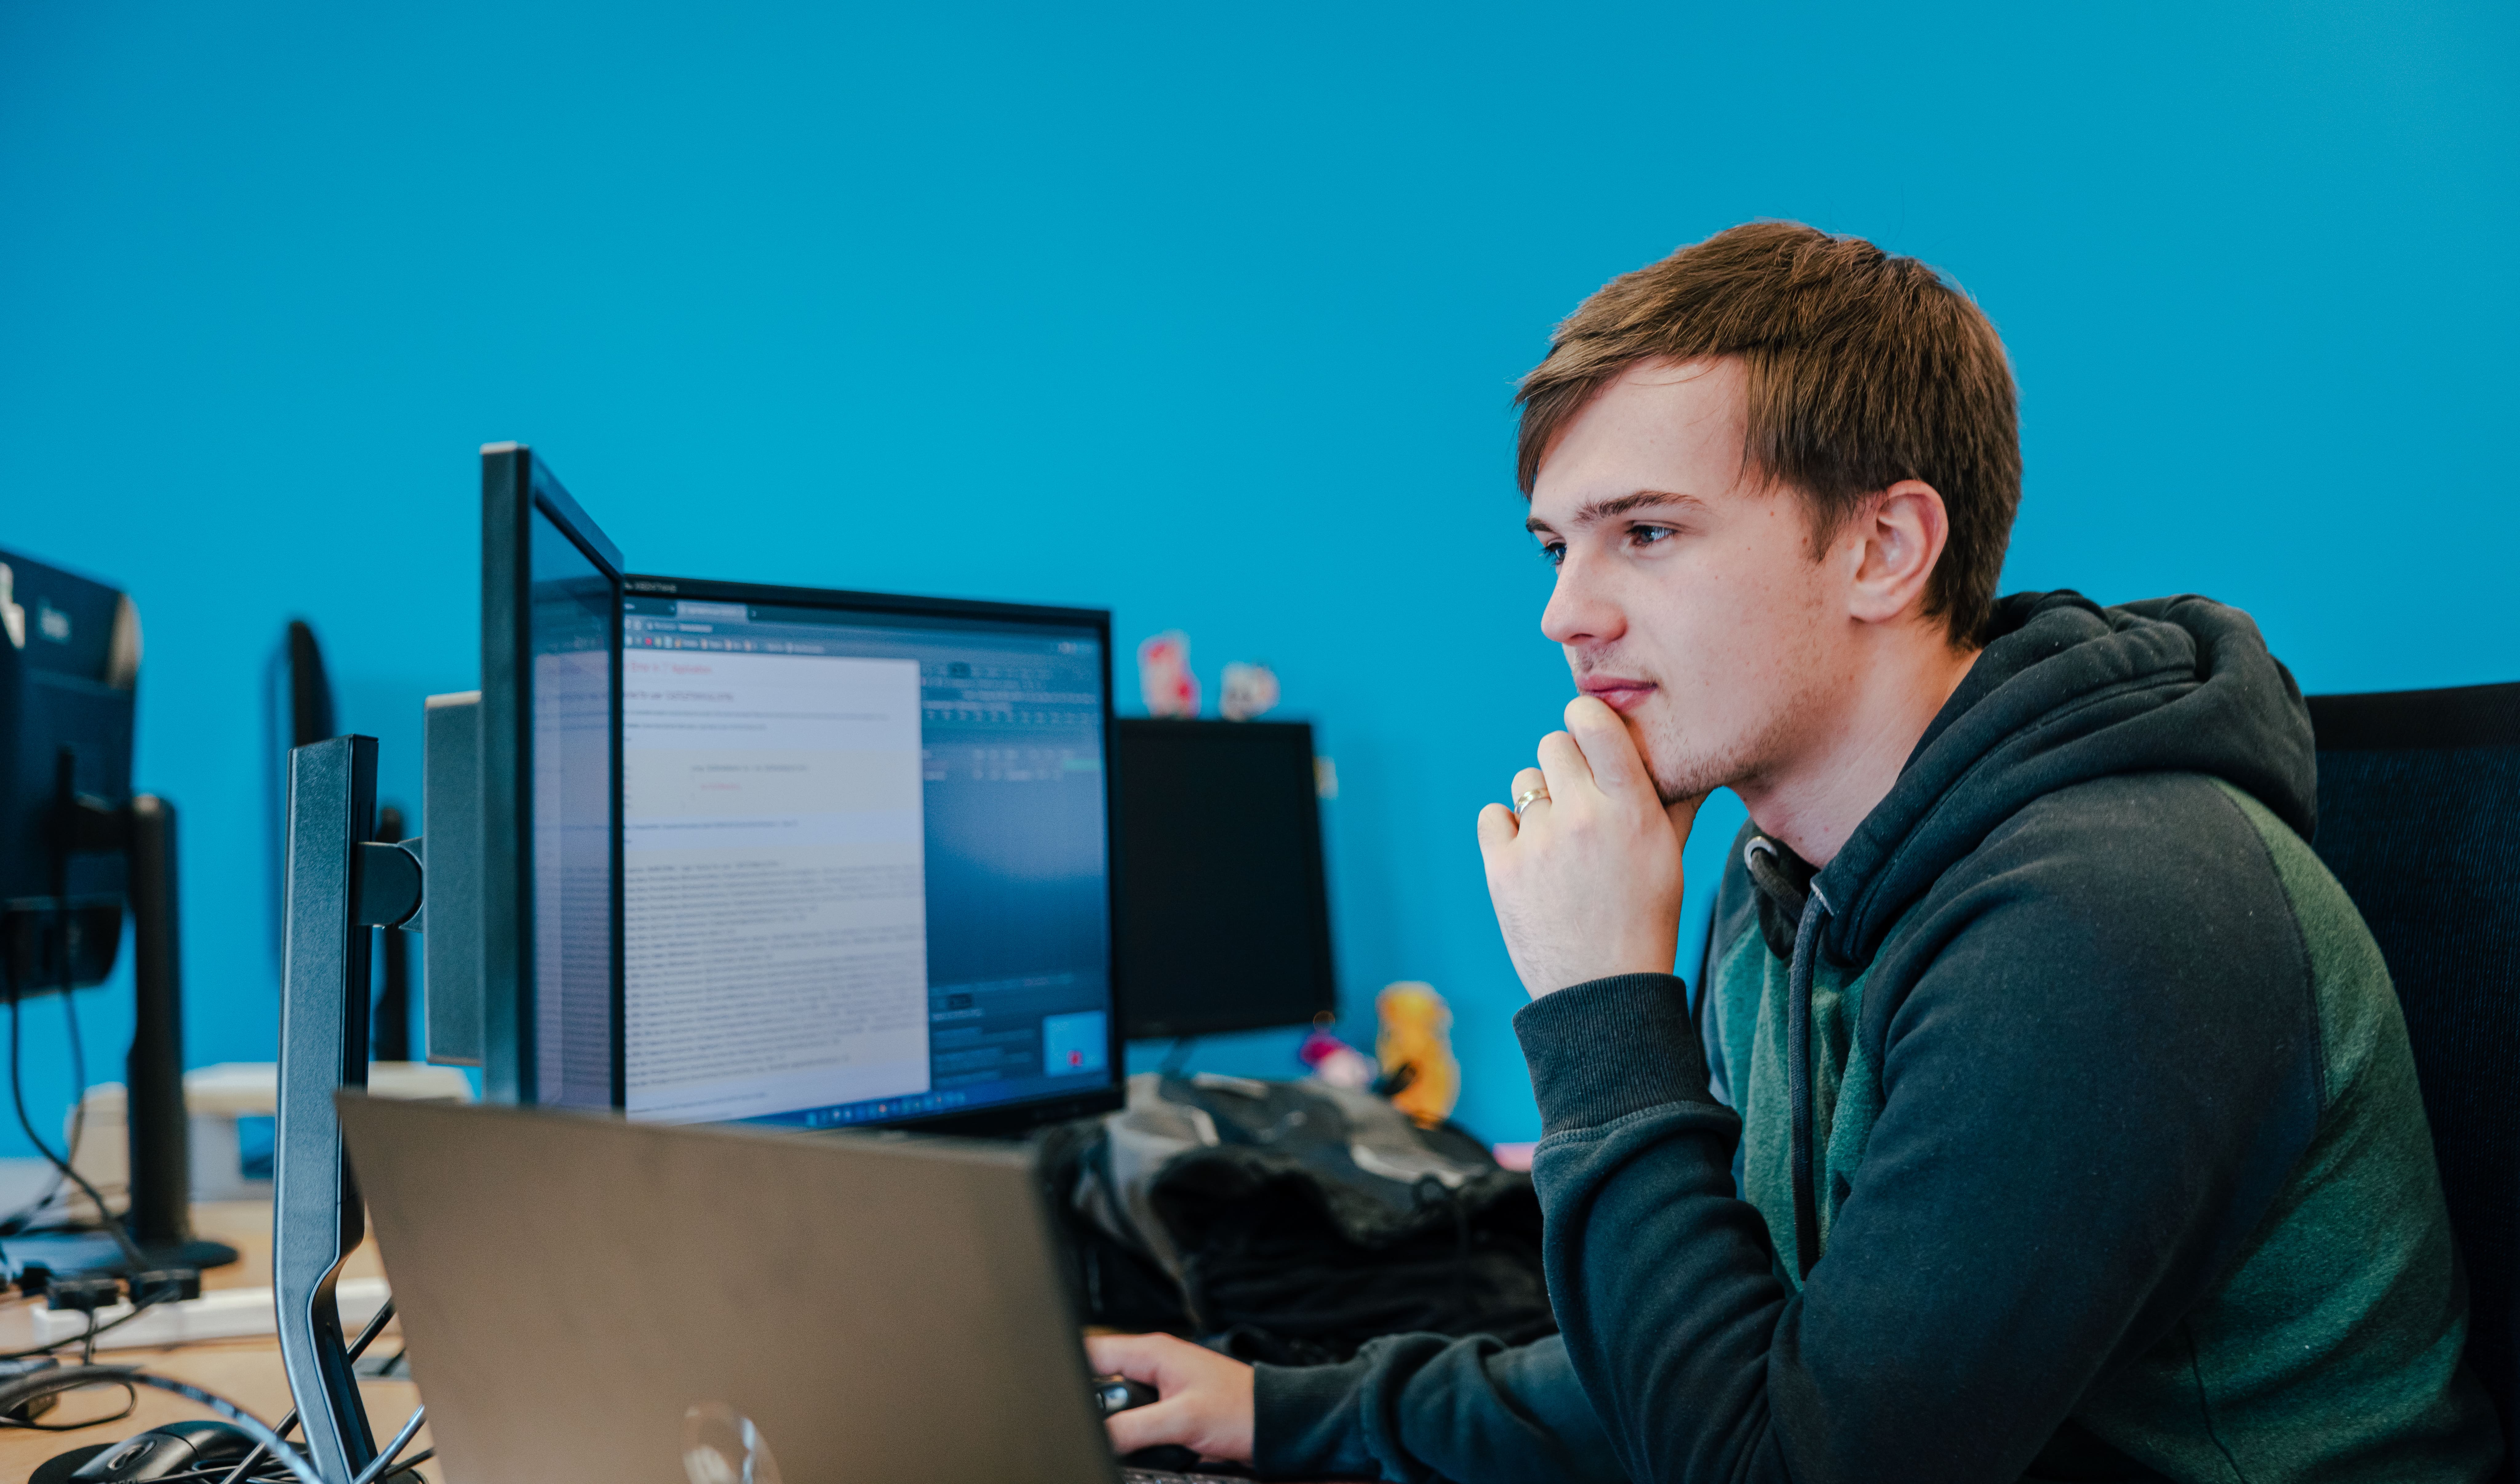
[275,735,422,1484]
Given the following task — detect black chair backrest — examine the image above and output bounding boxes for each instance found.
[2307,681,2520,1468]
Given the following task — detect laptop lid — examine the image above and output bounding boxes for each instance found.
[336,1093,1115,1484]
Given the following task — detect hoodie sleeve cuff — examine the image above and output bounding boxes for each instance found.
[1251,1356,1383,1480]
[1512,973,1713,1134]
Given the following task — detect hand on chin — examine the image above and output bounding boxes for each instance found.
[1477,696,1702,998]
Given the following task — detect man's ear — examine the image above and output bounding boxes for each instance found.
[1844,479,1950,626]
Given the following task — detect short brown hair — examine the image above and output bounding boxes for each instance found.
[1516,221,2021,645]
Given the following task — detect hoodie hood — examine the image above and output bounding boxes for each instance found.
[1808,590,2315,968]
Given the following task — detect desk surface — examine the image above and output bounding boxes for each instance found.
[0,1202,427,1482]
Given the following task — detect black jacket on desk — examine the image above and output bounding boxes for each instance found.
[1251,591,2501,1483]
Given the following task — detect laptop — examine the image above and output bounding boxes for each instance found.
[337,1094,1174,1484]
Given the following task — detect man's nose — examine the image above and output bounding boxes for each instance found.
[1540,554,1625,647]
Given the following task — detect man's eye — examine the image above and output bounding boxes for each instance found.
[1537,541,1566,568]
[1628,525,1674,549]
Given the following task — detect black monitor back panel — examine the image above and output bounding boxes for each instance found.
[1113,718,1335,1040]
[0,549,138,995]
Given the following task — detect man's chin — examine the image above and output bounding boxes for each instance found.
[1622,708,1747,807]
[1636,734,1742,810]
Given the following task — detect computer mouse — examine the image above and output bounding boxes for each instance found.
[27,1443,107,1484]
[1093,1375,1161,1417]
[66,1419,259,1483]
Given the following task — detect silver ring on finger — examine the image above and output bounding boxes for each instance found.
[1513,785,1550,817]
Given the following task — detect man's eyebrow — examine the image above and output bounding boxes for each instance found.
[1524,490,1703,535]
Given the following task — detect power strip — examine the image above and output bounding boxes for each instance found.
[0,1276,389,1353]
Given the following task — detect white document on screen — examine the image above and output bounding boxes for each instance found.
[534,647,620,1110]
[622,650,930,1123]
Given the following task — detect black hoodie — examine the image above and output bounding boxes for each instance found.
[1253,592,2502,1483]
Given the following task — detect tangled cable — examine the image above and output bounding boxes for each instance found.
[0,1366,325,1484]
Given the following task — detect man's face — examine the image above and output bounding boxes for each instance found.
[1527,357,1854,805]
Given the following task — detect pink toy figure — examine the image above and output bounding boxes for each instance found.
[1137,631,1199,718]
[1298,1021,1378,1091]
[1220,661,1280,721]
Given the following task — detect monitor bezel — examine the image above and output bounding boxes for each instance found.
[480,444,627,1108]
[619,571,1126,1138]
[1112,716,1338,1040]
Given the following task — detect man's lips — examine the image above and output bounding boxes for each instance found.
[1577,677,1658,713]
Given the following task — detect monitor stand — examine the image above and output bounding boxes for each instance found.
[0,1229,237,1276]
[272,733,424,1484]
[3,795,237,1278]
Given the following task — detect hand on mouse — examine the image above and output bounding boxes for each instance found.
[1084,1332,1254,1464]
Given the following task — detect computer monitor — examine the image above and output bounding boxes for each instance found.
[0,550,140,998]
[0,549,237,1273]
[477,444,624,1110]
[285,619,336,748]
[616,575,1122,1138]
[264,618,339,1001]
[1111,718,1336,1040]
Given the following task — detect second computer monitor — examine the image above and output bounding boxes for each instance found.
[617,577,1121,1137]
[478,444,624,1111]
[1112,718,1335,1040]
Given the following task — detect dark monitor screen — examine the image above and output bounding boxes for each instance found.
[1113,718,1334,1040]
[481,445,622,1109]
[616,577,1121,1136]
[0,550,138,997]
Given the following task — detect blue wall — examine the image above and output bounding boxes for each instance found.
[2,1,2512,1156]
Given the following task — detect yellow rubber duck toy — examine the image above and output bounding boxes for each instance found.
[1375,981,1459,1129]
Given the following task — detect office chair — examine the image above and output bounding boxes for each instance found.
[2307,680,2520,1474]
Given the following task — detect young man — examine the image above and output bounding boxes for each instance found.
[1090,223,2503,1482]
